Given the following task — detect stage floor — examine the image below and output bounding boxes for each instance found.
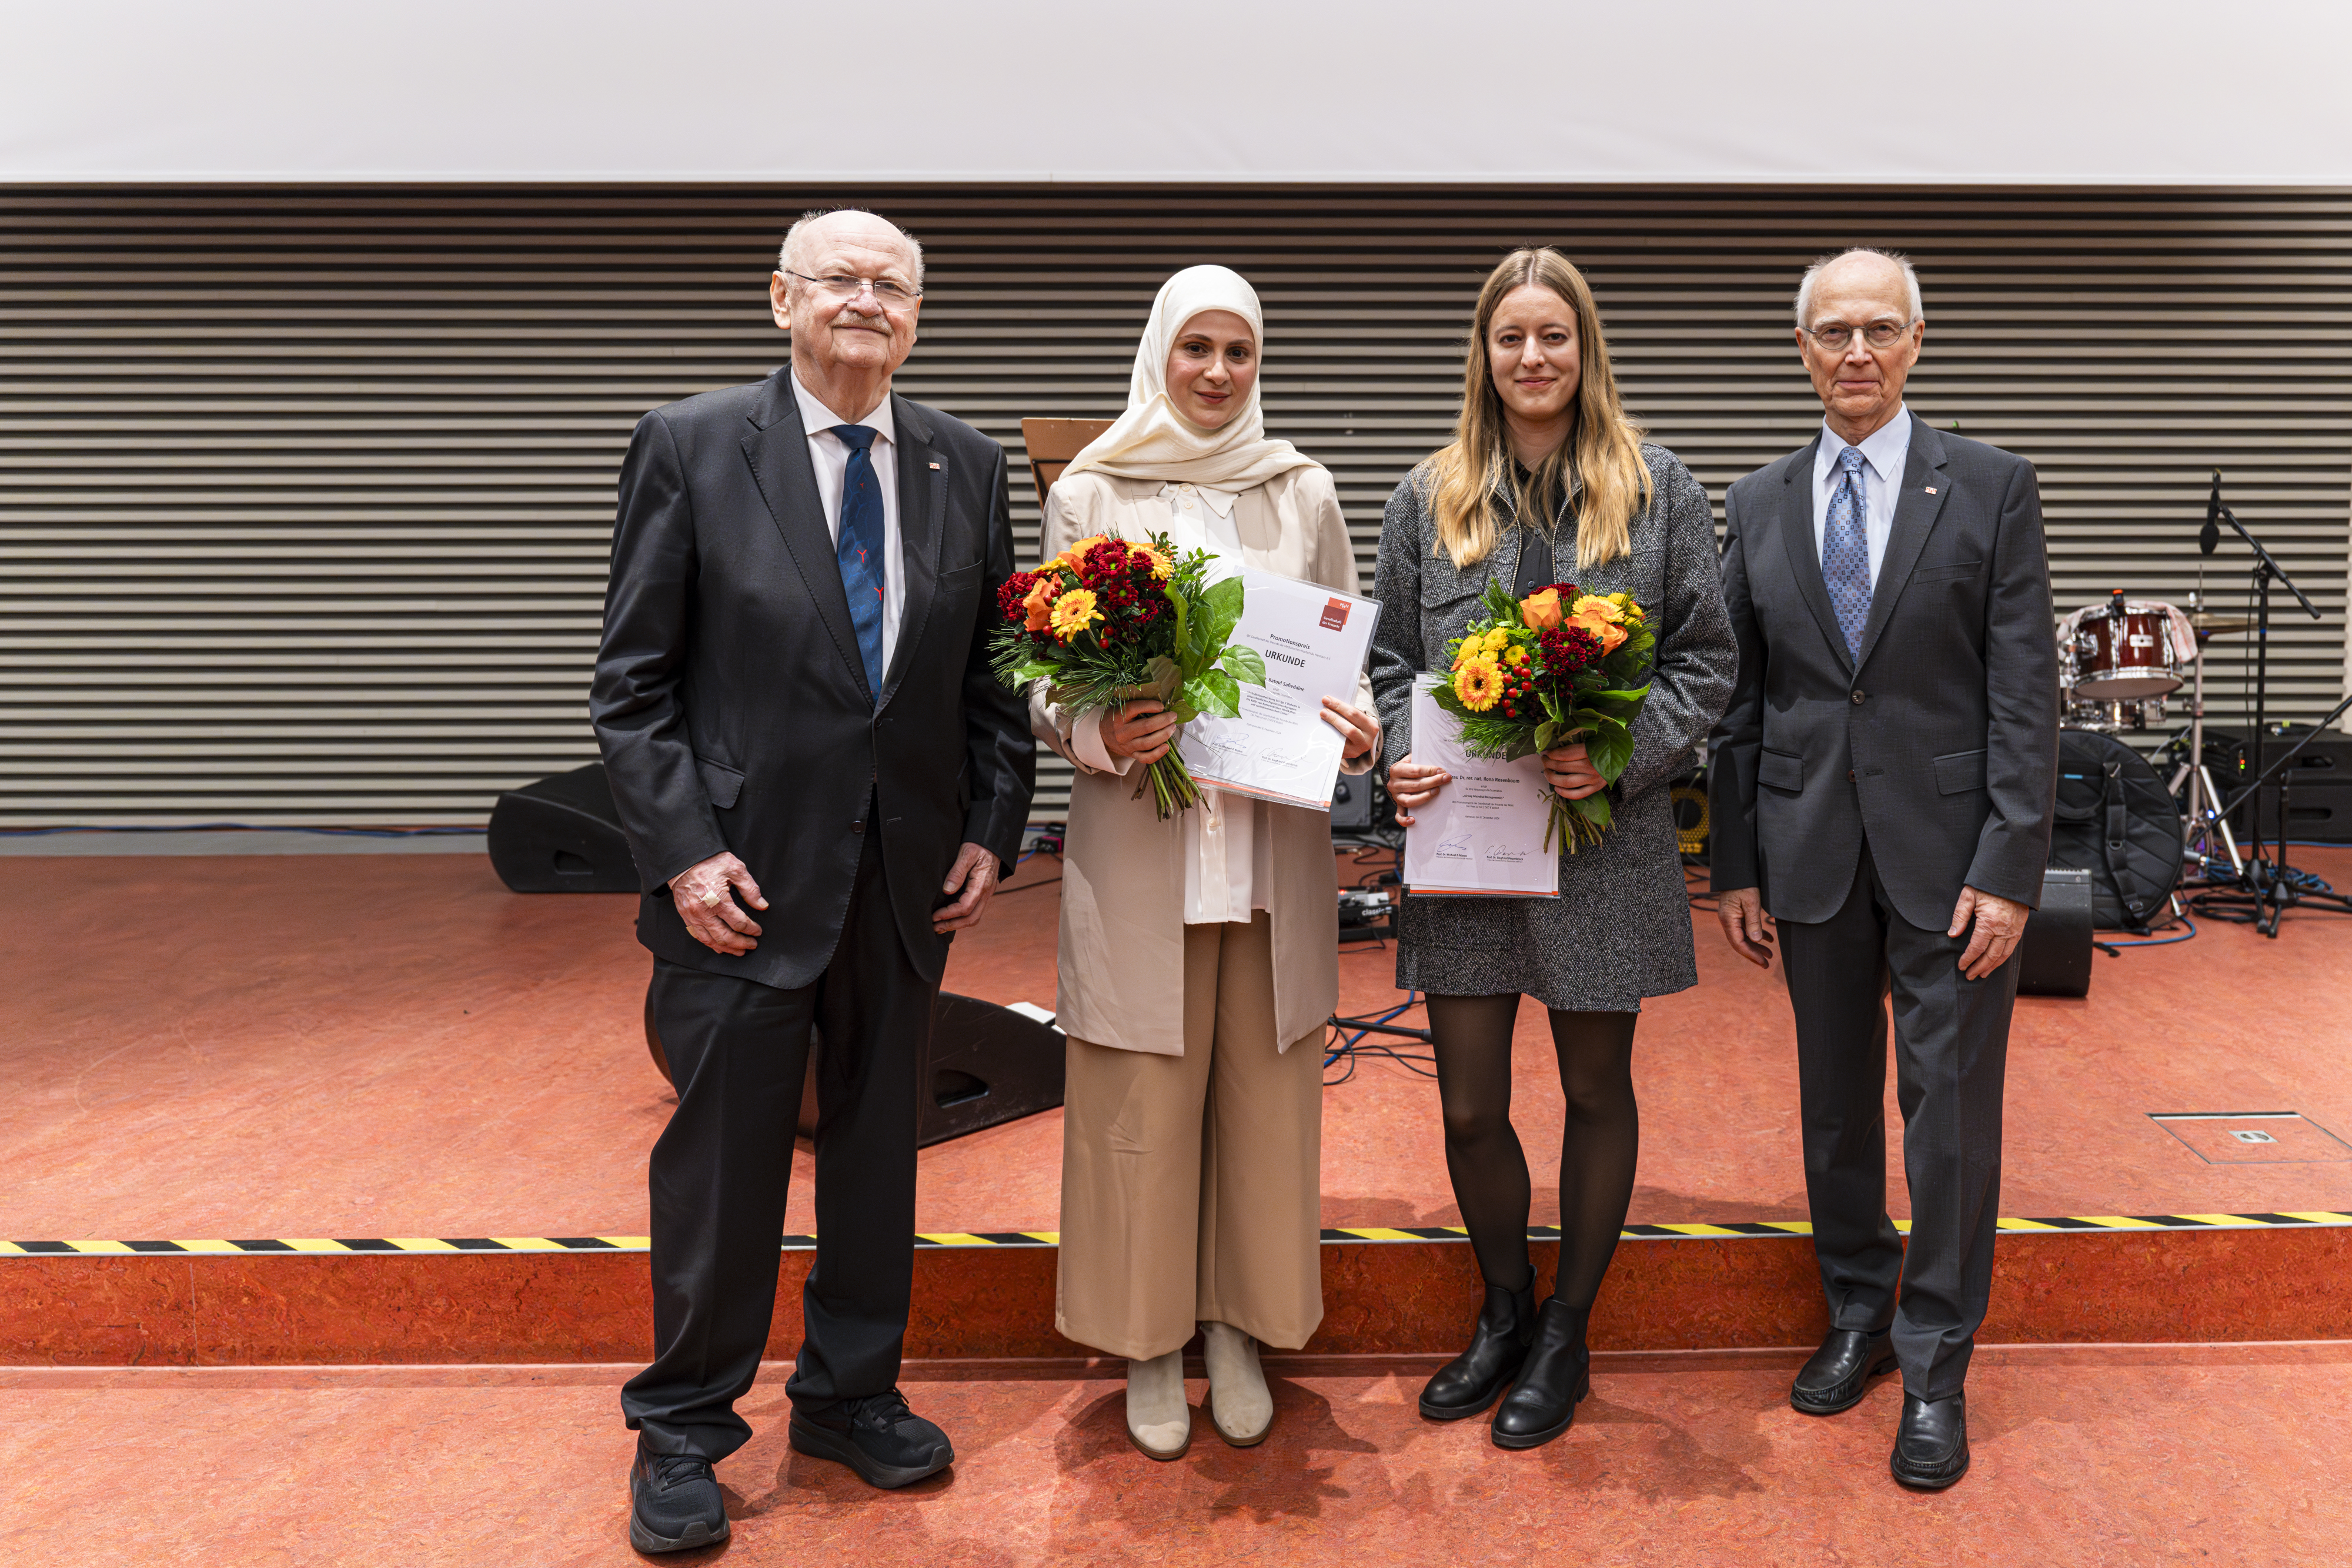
[5,848,2351,1243]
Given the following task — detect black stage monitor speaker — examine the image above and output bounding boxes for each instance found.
[1329,771,1374,831]
[2017,867,2094,998]
[644,987,1067,1148]
[489,763,640,893]
[2213,727,2352,845]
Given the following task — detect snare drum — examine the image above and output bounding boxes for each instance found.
[2073,609,2179,700]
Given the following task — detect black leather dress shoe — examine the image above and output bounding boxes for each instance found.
[1489,1298,1590,1450]
[1790,1327,1898,1415]
[1419,1279,1538,1420]
[789,1387,955,1490]
[1890,1391,1969,1488]
[628,1441,730,1554]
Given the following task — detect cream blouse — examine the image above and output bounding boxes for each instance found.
[1068,480,1272,925]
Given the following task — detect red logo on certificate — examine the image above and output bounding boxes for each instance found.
[1319,597,1351,631]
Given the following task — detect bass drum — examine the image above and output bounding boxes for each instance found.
[2047,730,2182,931]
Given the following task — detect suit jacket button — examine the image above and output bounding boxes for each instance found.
[851,821,866,834]
[1847,769,1857,782]
[1850,690,1866,704]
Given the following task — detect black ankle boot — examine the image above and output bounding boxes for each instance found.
[1490,1297,1590,1449]
[1419,1279,1538,1420]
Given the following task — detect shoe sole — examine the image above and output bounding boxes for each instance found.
[1891,1450,1971,1490]
[1489,1372,1590,1450]
[1790,1348,1900,1416]
[627,1512,729,1554]
[787,1413,953,1490]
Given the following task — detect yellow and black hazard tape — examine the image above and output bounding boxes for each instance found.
[5,1212,2347,1258]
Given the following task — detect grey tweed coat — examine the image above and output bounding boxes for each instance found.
[1368,444,1737,1011]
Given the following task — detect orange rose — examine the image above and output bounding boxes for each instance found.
[1571,610,1630,654]
[1521,587,1564,630]
[1021,574,1057,631]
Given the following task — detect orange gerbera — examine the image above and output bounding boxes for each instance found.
[1134,542,1174,580]
[1021,574,1058,631]
[1454,655,1504,711]
[1048,587,1101,641]
[1569,594,1624,624]
[1521,587,1565,630]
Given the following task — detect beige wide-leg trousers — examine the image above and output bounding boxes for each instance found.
[1055,912,1326,1360]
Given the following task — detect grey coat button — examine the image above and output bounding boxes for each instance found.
[1850,690,1866,704]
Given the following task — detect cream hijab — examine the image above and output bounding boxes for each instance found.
[1058,265,1318,492]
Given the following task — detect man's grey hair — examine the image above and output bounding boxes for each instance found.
[1794,248,1923,328]
[777,208,926,289]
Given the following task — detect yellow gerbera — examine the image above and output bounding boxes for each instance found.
[1482,627,1511,653]
[1454,655,1504,711]
[1048,587,1101,641]
[1505,645,1528,666]
[1135,542,1174,581]
[1571,594,1625,624]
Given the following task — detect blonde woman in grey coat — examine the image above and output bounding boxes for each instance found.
[1368,248,1735,1450]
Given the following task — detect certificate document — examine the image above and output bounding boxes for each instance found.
[1180,569,1381,811]
[1402,675,1560,897]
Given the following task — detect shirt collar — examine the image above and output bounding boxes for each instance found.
[1815,405,1911,486]
[791,369,895,446]
[1157,480,1240,520]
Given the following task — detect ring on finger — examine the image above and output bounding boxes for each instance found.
[700,891,723,907]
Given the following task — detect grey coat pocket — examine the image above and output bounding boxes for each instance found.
[1758,747,1805,793]
[696,755,746,810]
[1912,560,1983,582]
[1933,748,1989,795]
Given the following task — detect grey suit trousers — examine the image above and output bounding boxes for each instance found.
[1777,833,2016,1402]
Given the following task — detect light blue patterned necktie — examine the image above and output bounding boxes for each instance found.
[1821,444,1872,663]
[831,423,886,700]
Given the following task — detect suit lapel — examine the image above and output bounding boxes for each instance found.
[740,370,869,701]
[1773,434,1851,673]
[1853,414,1953,670]
[878,392,944,710]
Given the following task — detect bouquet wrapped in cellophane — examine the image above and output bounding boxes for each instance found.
[991,531,1265,818]
[1429,580,1655,850]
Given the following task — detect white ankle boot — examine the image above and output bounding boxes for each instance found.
[1201,1321,1272,1446]
[1125,1346,1191,1460]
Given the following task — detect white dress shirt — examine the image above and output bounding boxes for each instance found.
[1810,406,1913,589]
[791,371,906,673]
[1070,482,1274,925]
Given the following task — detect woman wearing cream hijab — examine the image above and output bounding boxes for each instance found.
[1035,265,1380,1459]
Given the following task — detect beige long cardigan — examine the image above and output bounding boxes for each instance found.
[1031,466,1374,1057]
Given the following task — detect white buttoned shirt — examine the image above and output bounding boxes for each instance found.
[1809,406,1913,589]
[791,371,906,673]
[1070,481,1274,925]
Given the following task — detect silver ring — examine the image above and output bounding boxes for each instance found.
[700,891,723,907]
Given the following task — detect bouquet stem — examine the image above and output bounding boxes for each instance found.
[1135,750,1202,820]
[1544,793,1610,853]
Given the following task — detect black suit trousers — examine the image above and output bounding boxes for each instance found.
[621,826,932,1462]
[1776,833,2016,1402]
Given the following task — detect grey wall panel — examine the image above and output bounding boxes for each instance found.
[1,186,2346,824]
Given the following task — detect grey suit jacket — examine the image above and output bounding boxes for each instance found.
[1706,414,2059,931]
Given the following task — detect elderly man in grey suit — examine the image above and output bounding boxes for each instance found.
[1708,248,2057,1489]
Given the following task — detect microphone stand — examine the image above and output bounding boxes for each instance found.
[2204,683,2352,932]
[2199,487,2333,933]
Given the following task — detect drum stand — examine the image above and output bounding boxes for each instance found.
[2176,629,2242,880]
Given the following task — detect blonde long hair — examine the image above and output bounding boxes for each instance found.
[1424,248,1651,571]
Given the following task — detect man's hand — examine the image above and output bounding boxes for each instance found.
[1949,885,2030,981]
[1716,885,1776,968]
[671,851,766,956]
[934,842,1001,932]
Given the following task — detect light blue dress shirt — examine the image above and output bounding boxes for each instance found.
[1810,406,1913,589]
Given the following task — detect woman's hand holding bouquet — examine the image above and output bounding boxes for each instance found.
[1427,580,1655,850]
[992,533,1266,818]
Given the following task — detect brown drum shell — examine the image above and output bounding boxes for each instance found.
[2074,610,2179,699]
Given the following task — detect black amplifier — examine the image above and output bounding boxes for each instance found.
[2206,727,2352,844]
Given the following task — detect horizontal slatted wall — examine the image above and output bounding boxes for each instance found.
[1,186,2346,825]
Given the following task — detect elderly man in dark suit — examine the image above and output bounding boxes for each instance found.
[1708,248,2057,1490]
[593,208,1033,1551]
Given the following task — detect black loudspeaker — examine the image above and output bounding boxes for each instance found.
[489,763,640,893]
[643,987,1067,1148]
[2017,867,2094,998]
[1329,771,1374,831]
[2214,727,2352,845]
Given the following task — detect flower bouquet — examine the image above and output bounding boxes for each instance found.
[1428,581,1655,850]
[991,532,1267,818]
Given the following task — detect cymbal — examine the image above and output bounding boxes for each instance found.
[2187,612,2256,636]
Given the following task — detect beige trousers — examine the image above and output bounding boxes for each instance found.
[1055,912,1327,1360]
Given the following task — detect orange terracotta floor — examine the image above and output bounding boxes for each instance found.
[5,1343,2347,1566]
[4,848,2350,1243]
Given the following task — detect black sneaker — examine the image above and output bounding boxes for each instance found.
[788,1387,955,1489]
[627,1441,730,1554]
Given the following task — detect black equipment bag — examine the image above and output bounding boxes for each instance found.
[2048,731,2181,931]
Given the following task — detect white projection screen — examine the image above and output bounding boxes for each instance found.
[4,0,2350,186]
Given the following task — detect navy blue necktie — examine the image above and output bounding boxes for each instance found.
[831,423,886,698]
[1821,444,1872,663]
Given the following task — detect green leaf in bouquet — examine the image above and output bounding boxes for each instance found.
[1578,713,1635,780]
[1200,576,1246,642]
[1221,643,1267,687]
[1481,580,1519,623]
[1534,718,1562,751]
[1569,791,1615,828]
[1142,655,1185,702]
[1188,668,1243,718]
[1581,684,1650,720]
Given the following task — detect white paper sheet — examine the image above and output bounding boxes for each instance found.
[1179,569,1380,812]
[1401,675,1561,898]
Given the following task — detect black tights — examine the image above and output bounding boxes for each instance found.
[1425,995,1639,1312]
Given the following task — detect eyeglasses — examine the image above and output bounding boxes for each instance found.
[1803,319,1914,352]
[781,270,922,310]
